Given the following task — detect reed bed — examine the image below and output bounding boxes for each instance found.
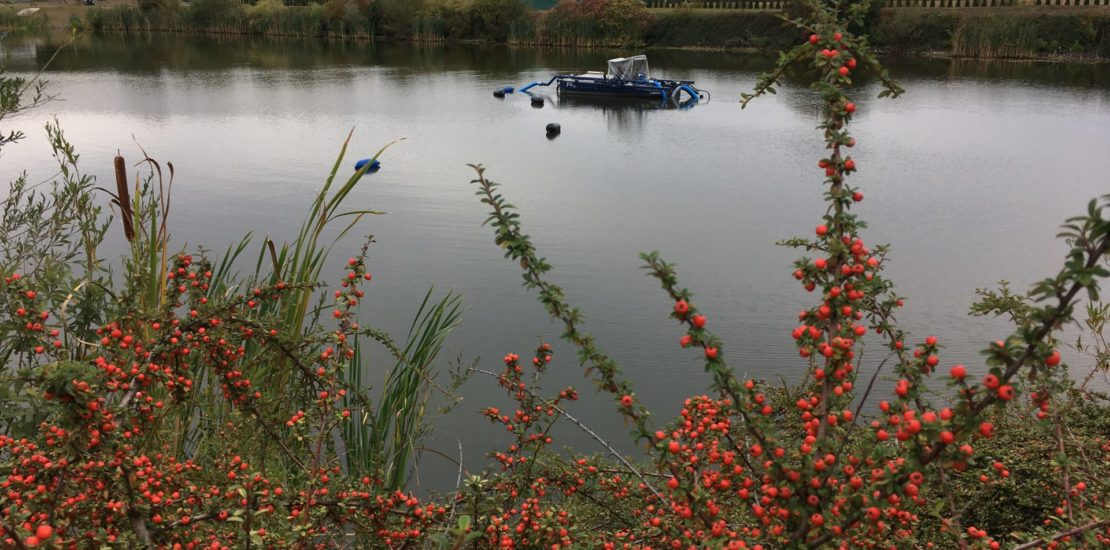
[67,0,1110,61]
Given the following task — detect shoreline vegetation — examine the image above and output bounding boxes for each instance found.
[0,0,1108,546]
[1,0,1109,60]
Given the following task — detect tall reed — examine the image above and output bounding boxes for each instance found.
[85,4,375,39]
[344,289,462,488]
[951,15,1039,58]
[108,132,463,487]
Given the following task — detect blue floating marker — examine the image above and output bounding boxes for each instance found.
[502,86,515,94]
[354,159,381,173]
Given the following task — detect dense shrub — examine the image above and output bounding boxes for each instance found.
[376,0,425,36]
[871,10,959,52]
[6,1,1110,547]
[245,0,287,22]
[873,10,1110,58]
[68,0,1110,56]
[0,7,49,33]
[538,0,653,46]
[185,0,243,29]
[414,0,473,39]
[322,0,361,29]
[646,9,795,49]
[470,0,530,41]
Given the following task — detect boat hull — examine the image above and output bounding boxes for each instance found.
[555,76,691,99]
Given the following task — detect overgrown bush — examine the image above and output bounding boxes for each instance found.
[186,0,244,29]
[537,0,653,46]
[414,0,475,40]
[0,8,49,33]
[646,9,795,49]
[873,10,1110,58]
[4,0,1110,547]
[376,0,425,36]
[470,0,529,41]
[245,0,287,22]
[871,10,959,52]
[413,0,529,42]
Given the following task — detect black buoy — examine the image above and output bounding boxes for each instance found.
[545,123,561,137]
[493,89,506,98]
[530,96,544,108]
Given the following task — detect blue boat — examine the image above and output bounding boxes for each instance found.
[520,55,708,104]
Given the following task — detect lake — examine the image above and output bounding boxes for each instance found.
[2,33,1108,491]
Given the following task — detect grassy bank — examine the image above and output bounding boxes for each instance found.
[647,7,1110,58]
[74,0,375,39]
[874,8,1110,58]
[8,0,1110,59]
[0,6,52,34]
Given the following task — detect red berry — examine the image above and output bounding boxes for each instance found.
[847,58,857,69]
[950,364,966,380]
[833,32,842,41]
[844,159,856,171]
[816,225,828,236]
[705,347,718,360]
[691,314,706,329]
[852,192,864,202]
[809,34,819,44]
[844,102,856,113]
[674,300,689,315]
[34,526,52,540]
[620,395,633,407]
[1045,350,1061,366]
[997,385,1014,401]
[680,334,693,348]
[838,66,849,76]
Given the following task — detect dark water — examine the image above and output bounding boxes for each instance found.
[2,34,1109,490]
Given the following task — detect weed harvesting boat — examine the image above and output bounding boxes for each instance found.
[519,55,709,104]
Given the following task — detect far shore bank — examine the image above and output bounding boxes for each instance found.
[3,3,1109,61]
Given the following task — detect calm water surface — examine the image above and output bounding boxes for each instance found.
[2,35,1108,490]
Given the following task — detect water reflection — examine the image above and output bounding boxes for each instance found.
[549,94,703,134]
